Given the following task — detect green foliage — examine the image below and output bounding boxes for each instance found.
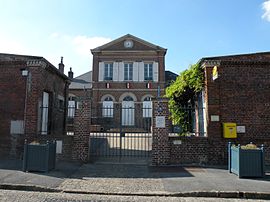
[165,63,204,131]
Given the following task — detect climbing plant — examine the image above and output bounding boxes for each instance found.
[165,63,204,133]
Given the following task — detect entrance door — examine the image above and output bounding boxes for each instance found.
[122,96,134,126]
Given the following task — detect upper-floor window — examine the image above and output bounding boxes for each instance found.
[124,63,133,81]
[144,63,153,81]
[104,63,113,80]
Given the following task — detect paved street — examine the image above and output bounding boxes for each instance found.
[0,159,270,200]
[0,190,268,202]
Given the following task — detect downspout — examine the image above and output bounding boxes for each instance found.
[22,67,30,140]
[64,80,70,135]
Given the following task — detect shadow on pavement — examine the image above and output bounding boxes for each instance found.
[0,159,82,179]
[71,163,195,179]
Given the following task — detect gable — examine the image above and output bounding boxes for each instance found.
[91,34,166,53]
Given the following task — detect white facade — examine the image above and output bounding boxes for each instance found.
[98,61,159,82]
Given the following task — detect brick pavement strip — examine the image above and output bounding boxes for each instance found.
[0,190,269,202]
[58,178,165,194]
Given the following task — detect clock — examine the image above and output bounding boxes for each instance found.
[124,40,133,48]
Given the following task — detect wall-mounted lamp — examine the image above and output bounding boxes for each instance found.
[21,69,28,77]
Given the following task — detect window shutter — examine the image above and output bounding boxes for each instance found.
[98,62,104,81]
[119,62,124,81]
[133,62,139,81]
[153,62,159,82]
[113,62,118,81]
[139,62,144,81]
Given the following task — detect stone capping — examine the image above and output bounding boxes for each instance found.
[26,60,47,68]
[201,60,221,68]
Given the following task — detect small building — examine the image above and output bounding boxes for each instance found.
[165,70,178,87]
[200,52,270,142]
[169,52,270,165]
[0,53,69,159]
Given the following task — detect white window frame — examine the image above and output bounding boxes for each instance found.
[104,63,113,80]
[124,63,133,81]
[144,63,153,81]
[102,97,114,117]
[41,91,49,135]
[143,97,152,118]
[68,100,76,118]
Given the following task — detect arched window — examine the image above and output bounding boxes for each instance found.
[123,96,134,101]
[144,97,151,101]
[102,96,113,117]
[143,96,152,118]
[104,96,113,101]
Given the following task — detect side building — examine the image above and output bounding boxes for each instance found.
[0,53,69,159]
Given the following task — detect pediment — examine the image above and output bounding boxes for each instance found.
[91,34,166,53]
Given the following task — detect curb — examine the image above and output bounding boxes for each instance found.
[0,184,61,193]
[62,190,270,200]
[1,184,270,200]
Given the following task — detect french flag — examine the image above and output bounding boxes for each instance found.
[146,82,152,89]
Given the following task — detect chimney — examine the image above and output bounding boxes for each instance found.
[58,56,64,73]
[68,67,74,79]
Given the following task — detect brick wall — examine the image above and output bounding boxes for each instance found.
[169,137,209,165]
[72,99,91,161]
[169,136,270,165]
[25,65,68,140]
[152,98,170,165]
[205,60,270,139]
[0,61,26,158]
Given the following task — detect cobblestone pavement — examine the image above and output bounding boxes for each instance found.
[0,190,268,202]
[59,178,164,194]
[58,163,270,195]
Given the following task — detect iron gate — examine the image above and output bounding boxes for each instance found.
[89,103,152,159]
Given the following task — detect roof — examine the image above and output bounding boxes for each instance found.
[69,71,92,89]
[0,53,69,80]
[199,51,270,65]
[165,70,178,87]
[91,34,167,53]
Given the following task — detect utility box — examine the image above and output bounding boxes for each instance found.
[223,123,237,138]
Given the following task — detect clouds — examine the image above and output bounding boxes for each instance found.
[262,0,270,22]
[0,34,29,55]
[72,36,111,56]
[47,33,111,76]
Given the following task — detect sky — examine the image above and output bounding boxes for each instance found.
[0,0,270,77]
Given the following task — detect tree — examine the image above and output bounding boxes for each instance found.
[165,63,204,133]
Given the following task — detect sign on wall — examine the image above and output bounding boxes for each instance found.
[212,66,218,80]
[156,116,165,128]
[237,126,246,133]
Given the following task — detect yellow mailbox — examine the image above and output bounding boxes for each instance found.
[223,123,237,138]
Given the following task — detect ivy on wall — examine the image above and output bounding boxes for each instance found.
[165,63,204,132]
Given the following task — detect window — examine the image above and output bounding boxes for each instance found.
[102,96,114,117]
[41,92,50,135]
[144,63,153,81]
[104,63,113,80]
[68,100,76,118]
[143,96,152,118]
[124,63,133,81]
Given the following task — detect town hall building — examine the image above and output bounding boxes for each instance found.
[90,34,167,131]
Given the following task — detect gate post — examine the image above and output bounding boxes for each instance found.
[72,98,91,162]
[152,98,170,166]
